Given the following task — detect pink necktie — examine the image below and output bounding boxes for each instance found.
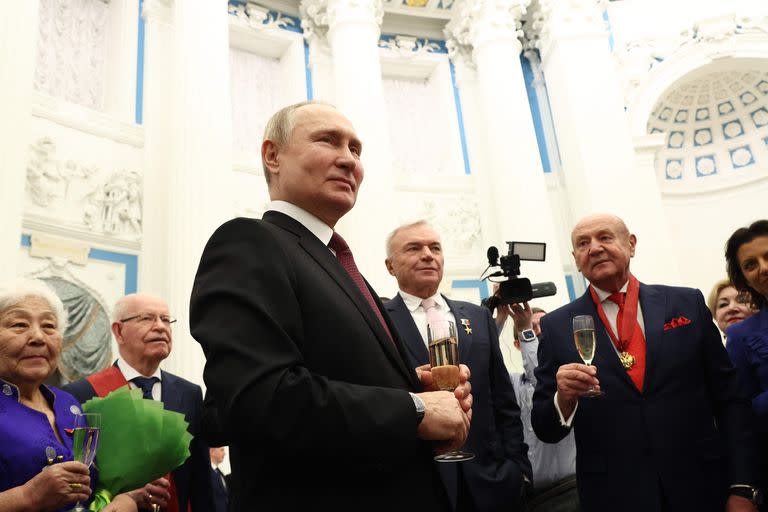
[329,232,394,343]
[421,297,443,325]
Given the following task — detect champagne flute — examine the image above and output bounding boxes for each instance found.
[68,412,101,512]
[427,319,475,462]
[573,315,603,397]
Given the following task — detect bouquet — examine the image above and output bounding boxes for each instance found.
[81,386,193,510]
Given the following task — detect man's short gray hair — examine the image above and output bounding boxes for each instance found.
[0,278,68,333]
[385,220,432,258]
[262,100,332,185]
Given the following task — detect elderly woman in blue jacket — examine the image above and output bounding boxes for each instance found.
[0,278,136,512]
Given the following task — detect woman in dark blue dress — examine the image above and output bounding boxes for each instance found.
[0,279,136,512]
[725,219,768,506]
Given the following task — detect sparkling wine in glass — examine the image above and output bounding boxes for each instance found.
[573,315,603,397]
[427,319,474,462]
[68,412,101,512]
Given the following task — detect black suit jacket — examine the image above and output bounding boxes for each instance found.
[64,366,214,511]
[386,294,531,512]
[189,212,448,510]
[531,284,758,512]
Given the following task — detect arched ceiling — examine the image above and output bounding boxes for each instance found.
[648,68,768,183]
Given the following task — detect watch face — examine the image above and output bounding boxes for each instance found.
[521,330,536,342]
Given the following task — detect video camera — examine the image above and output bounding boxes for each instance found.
[480,241,557,311]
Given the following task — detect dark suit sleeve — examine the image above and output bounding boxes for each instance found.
[61,379,97,404]
[187,385,215,511]
[531,314,573,444]
[727,320,768,432]
[189,219,417,458]
[484,308,532,482]
[200,390,227,447]
[696,291,759,486]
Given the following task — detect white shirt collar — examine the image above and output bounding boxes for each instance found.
[117,357,162,381]
[398,290,447,312]
[591,281,629,302]
[268,200,334,246]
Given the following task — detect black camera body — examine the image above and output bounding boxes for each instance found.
[481,242,557,310]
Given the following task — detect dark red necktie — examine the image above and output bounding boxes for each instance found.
[329,232,394,343]
[607,292,646,391]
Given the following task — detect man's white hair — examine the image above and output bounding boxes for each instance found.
[0,278,68,333]
[384,220,432,258]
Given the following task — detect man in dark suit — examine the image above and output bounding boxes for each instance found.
[64,293,214,512]
[189,101,472,511]
[209,447,228,512]
[383,221,531,512]
[531,213,761,512]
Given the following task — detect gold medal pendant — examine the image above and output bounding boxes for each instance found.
[619,351,636,370]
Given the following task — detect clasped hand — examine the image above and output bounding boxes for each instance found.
[415,364,472,454]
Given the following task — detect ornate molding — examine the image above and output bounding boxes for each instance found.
[445,0,530,68]
[378,36,443,58]
[229,1,298,31]
[523,0,608,57]
[300,0,383,45]
[616,14,768,108]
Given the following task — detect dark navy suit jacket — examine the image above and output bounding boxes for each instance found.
[386,293,531,512]
[64,365,214,511]
[727,305,768,495]
[531,283,758,512]
[209,465,228,512]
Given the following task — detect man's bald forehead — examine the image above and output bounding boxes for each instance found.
[572,213,630,239]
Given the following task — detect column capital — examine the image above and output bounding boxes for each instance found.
[300,0,383,46]
[445,0,530,67]
[525,0,609,58]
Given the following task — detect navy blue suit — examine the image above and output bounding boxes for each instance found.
[64,366,214,511]
[209,465,228,512]
[386,294,531,512]
[531,284,757,512]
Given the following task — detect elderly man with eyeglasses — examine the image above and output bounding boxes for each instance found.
[64,294,214,512]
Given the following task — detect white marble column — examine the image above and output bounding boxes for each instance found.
[141,0,232,384]
[451,58,499,250]
[531,0,679,283]
[301,0,395,292]
[446,0,569,308]
[0,0,39,283]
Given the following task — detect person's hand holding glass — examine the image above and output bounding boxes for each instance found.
[572,315,603,397]
[68,412,101,512]
[424,319,475,462]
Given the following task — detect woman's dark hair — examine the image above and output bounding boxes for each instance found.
[725,219,768,309]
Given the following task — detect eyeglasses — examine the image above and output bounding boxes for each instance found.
[119,313,177,327]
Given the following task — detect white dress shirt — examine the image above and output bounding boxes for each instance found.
[117,357,162,401]
[268,200,333,247]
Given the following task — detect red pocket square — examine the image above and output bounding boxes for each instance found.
[664,316,691,331]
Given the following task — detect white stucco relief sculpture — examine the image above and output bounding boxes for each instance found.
[421,195,482,255]
[229,1,297,31]
[35,0,110,111]
[84,170,142,237]
[378,36,441,58]
[26,137,142,239]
